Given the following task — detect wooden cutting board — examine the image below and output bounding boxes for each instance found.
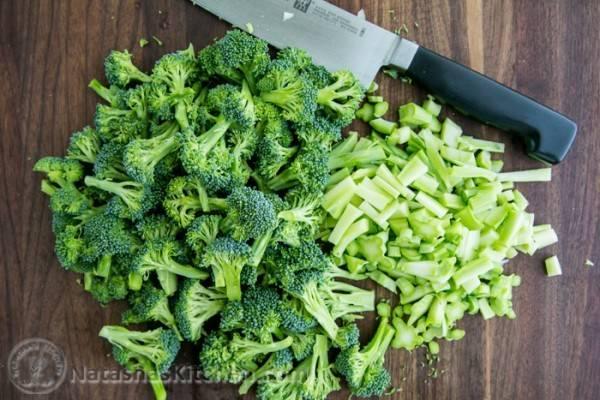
[1,0,598,399]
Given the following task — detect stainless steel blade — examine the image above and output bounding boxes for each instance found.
[190,0,418,86]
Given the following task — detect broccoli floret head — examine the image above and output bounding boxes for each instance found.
[267,142,329,194]
[163,175,210,228]
[99,325,180,374]
[185,215,222,255]
[316,69,364,125]
[258,62,317,124]
[279,297,318,334]
[135,214,180,242]
[334,317,395,397]
[34,157,84,187]
[222,186,278,241]
[81,211,138,262]
[335,322,360,350]
[48,185,93,215]
[104,50,151,87]
[123,122,179,183]
[202,237,252,301]
[174,279,227,342]
[289,329,318,361]
[178,131,242,193]
[264,240,329,289]
[86,274,129,304]
[200,331,293,384]
[93,142,129,181]
[66,126,101,164]
[199,30,270,92]
[122,284,182,340]
[94,104,146,144]
[240,286,282,342]
[219,300,245,332]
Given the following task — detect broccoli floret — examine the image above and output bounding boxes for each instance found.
[84,175,156,220]
[131,240,208,296]
[123,121,179,183]
[258,61,317,124]
[275,47,314,71]
[221,186,278,241]
[173,279,227,342]
[122,284,182,340]
[255,104,297,179]
[185,215,222,255]
[163,176,210,228]
[111,346,166,400]
[256,335,338,400]
[289,329,317,361]
[274,190,322,246]
[334,322,360,350]
[202,237,252,301]
[104,50,151,87]
[88,78,128,108]
[66,126,101,164]
[279,297,318,334]
[82,211,139,261]
[151,45,199,129]
[238,348,293,395]
[302,334,341,400]
[316,70,364,125]
[267,142,329,193]
[86,274,129,304]
[136,214,180,242]
[94,103,146,144]
[199,331,293,384]
[99,326,180,374]
[146,82,175,121]
[240,286,282,342]
[296,114,343,147]
[48,185,93,216]
[199,30,270,93]
[34,157,89,215]
[264,241,337,339]
[219,300,245,332]
[178,84,256,191]
[34,157,84,187]
[334,317,395,397]
[93,143,130,181]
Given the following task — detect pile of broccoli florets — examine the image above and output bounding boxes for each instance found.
[34,30,394,400]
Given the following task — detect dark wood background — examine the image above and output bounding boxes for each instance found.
[1,0,599,399]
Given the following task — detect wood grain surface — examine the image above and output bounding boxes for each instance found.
[1,0,599,399]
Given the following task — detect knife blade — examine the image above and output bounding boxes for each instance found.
[191,0,416,87]
[190,0,577,164]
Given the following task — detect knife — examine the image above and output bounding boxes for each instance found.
[190,0,577,164]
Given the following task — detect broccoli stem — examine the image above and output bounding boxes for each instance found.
[128,272,143,291]
[363,317,395,365]
[155,259,208,279]
[156,270,178,296]
[266,167,297,191]
[88,79,121,106]
[250,230,273,267]
[297,282,338,340]
[199,115,232,153]
[84,176,143,210]
[146,368,167,400]
[222,264,244,301]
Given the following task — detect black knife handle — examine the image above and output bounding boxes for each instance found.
[402,46,577,164]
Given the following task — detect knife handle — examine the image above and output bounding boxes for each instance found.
[400,46,577,164]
